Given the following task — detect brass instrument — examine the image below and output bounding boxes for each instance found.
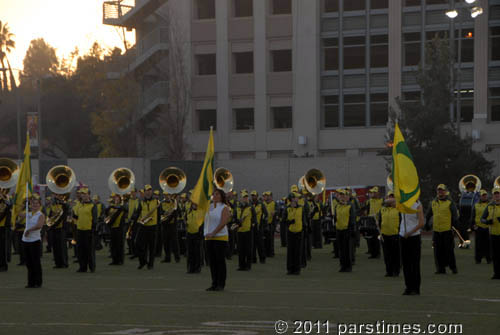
[137,200,162,225]
[298,176,306,192]
[303,169,326,195]
[108,168,135,195]
[0,158,19,189]
[458,174,481,194]
[46,165,77,194]
[160,203,177,223]
[214,167,233,193]
[494,176,500,189]
[46,209,64,227]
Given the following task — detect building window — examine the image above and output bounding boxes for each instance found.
[271,106,292,129]
[233,52,254,74]
[405,0,421,6]
[490,88,500,121]
[196,54,216,75]
[490,27,500,61]
[323,96,339,128]
[425,30,447,43]
[404,32,420,66]
[370,35,388,68]
[323,38,338,71]
[271,49,292,72]
[454,91,473,123]
[197,109,217,131]
[426,0,447,5]
[195,0,215,19]
[272,0,291,15]
[343,94,365,127]
[402,91,421,103]
[370,93,388,126]
[455,29,474,63]
[234,0,253,17]
[344,36,365,70]
[233,108,254,130]
[324,0,338,12]
[371,0,388,9]
[344,0,365,11]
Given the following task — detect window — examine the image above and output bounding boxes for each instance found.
[402,91,421,103]
[425,30,447,42]
[271,50,292,72]
[196,0,215,19]
[370,93,388,126]
[370,35,388,68]
[272,0,291,15]
[323,38,339,71]
[196,54,216,75]
[344,0,365,11]
[271,106,292,129]
[324,0,338,12]
[454,91,473,123]
[323,96,339,128]
[234,0,253,17]
[343,94,365,127]
[490,27,500,61]
[426,0,446,5]
[233,52,254,74]
[404,32,420,66]
[344,36,365,69]
[197,109,216,131]
[455,30,474,63]
[490,88,500,121]
[233,108,254,130]
[371,0,388,9]
[405,0,421,6]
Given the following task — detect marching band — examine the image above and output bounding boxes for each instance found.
[1,157,500,293]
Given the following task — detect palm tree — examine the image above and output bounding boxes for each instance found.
[0,21,16,92]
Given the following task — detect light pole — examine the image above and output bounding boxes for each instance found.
[445,0,483,135]
[0,67,23,161]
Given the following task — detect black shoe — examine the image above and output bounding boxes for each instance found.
[435,270,446,274]
[76,269,86,273]
[0,267,7,272]
[475,260,481,264]
[130,255,138,260]
[53,265,64,269]
[491,275,500,280]
[451,268,458,274]
[161,259,171,263]
[147,265,154,270]
[237,268,246,271]
[402,289,411,295]
[368,255,380,259]
[109,262,118,266]
[206,286,216,291]
[259,259,266,264]
[487,260,492,264]
[384,273,392,277]
[137,264,145,269]
[175,258,180,263]
[213,286,224,291]
[90,268,95,273]
[16,262,25,266]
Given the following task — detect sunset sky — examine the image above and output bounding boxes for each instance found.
[2,0,135,74]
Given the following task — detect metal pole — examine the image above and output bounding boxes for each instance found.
[37,79,43,183]
[456,13,462,135]
[449,12,455,123]
[15,83,22,160]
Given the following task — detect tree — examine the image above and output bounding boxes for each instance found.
[0,20,15,92]
[21,38,59,85]
[383,36,494,204]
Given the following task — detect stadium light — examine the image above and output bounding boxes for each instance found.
[470,6,483,18]
[446,10,458,18]
[465,0,476,4]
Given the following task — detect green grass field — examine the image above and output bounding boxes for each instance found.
[0,236,499,335]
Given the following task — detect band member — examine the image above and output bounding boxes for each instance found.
[377,192,401,277]
[226,191,237,259]
[93,195,106,250]
[426,184,459,274]
[330,190,341,258]
[286,192,303,275]
[107,193,126,265]
[263,191,276,257]
[153,190,162,257]
[310,194,323,249]
[73,188,97,273]
[0,189,12,271]
[177,193,188,256]
[204,188,231,291]
[126,189,139,257]
[361,187,382,259]
[23,194,45,288]
[42,196,53,253]
[472,190,491,264]
[49,194,69,268]
[186,202,202,273]
[160,193,180,263]
[457,180,479,248]
[133,185,159,269]
[400,200,424,295]
[299,190,311,266]
[481,186,500,279]
[334,190,356,272]
[236,191,254,271]
[251,191,268,264]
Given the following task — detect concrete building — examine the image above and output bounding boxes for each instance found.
[102,0,500,184]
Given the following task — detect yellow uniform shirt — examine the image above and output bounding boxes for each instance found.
[237,206,252,233]
[161,201,177,223]
[76,202,94,231]
[127,198,139,220]
[287,206,303,233]
[474,202,489,229]
[264,201,276,224]
[139,199,159,226]
[335,204,352,231]
[186,208,201,234]
[380,206,400,236]
[368,198,383,216]
[0,201,9,227]
[482,203,500,236]
[431,199,453,232]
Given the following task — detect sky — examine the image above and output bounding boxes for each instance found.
[2,0,135,73]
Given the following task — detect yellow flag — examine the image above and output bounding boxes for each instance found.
[11,133,32,227]
[190,128,214,226]
[392,123,420,214]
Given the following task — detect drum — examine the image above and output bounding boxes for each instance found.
[322,217,336,242]
[359,216,378,237]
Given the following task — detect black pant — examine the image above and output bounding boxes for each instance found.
[137,225,157,267]
[52,228,68,267]
[23,240,42,287]
[401,235,421,293]
[382,234,400,276]
[433,230,457,272]
[475,227,491,263]
[280,220,287,247]
[111,226,124,264]
[45,227,53,251]
[337,230,352,270]
[237,231,252,270]
[206,240,227,289]
[457,218,470,243]
[252,226,265,263]
[127,221,139,255]
[16,231,26,264]
[491,235,500,277]
[178,224,186,256]
[0,227,8,270]
[300,229,308,268]
[77,230,95,272]
[312,219,322,249]
[264,224,275,257]
[186,233,201,273]
[287,231,302,274]
[227,227,236,257]
[163,223,180,262]
[366,235,381,257]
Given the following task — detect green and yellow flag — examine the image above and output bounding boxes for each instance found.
[190,128,215,226]
[392,123,420,214]
[11,133,32,227]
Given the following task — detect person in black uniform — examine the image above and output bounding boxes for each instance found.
[73,188,97,273]
[236,191,254,271]
[133,185,159,269]
[481,186,500,279]
[0,189,12,272]
[286,192,303,275]
[471,189,490,264]
[251,191,268,264]
[334,189,356,272]
[186,201,202,273]
[177,193,188,256]
[49,194,69,269]
[160,193,180,263]
[126,189,139,258]
[377,192,401,277]
[107,193,126,265]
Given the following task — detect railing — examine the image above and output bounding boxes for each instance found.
[103,1,134,21]
[140,81,169,110]
[137,27,169,57]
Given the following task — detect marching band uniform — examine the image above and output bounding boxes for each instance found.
[126,191,139,257]
[107,194,126,265]
[186,202,202,273]
[0,192,11,271]
[480,187,500,279]
[263,192,276,257]
[251,191,267,264]
[177,195,187,256]
[73,189,97,273]
[133,185,159,269]
[472,190,491,264]
[363,188,382,259]
[400,201,424,295]
[330,193,340,258]
[226,193,238,258]
[15,210,26,266]
[426,184,459,274]
[42,197,53,254]
[93,196,105,250]
[310,196,323,249]
[237,192,254,271]
[299,192,311,265]
[377,193,401,277]
[286,193,303,275]
[457,182,480,248]
[334,190,356,272]
[49,195,69,268]
[160,194,180,263]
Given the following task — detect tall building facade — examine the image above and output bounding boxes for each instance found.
[103,0,500,165]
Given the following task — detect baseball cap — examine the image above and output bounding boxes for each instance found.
[437,184,447,190]
[144,184,153,191]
